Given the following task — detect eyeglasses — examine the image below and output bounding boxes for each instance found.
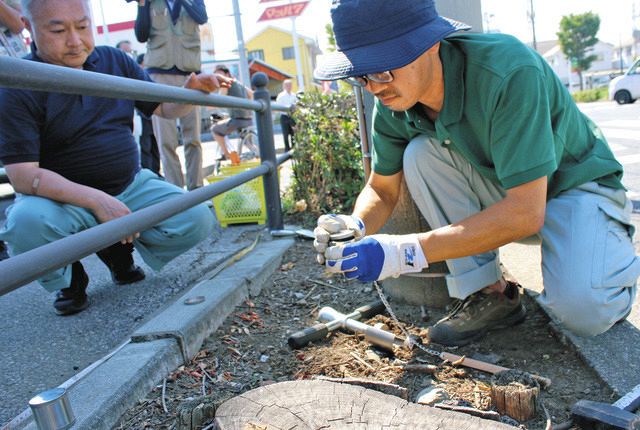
[344,71,394,87]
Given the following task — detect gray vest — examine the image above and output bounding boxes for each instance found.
[228,81,252,119]
[145,0,201,72]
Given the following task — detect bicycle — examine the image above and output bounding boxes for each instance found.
[210,112,259,159]
[210,113,259,174]
[237,125,259,160]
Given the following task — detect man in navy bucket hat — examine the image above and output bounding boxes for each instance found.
[313,0,639,346]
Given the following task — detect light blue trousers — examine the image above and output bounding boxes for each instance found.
[403,136,639,336]
[0,169,214,292]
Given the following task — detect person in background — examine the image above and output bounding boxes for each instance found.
[0,0,229,315]
[135,0,207,191]
[275,79,297,152]
[134,53,161,174]
[114,44,160,174]
[211,65,253,165]
[115,39,134,58]
[312,0,639,346]
[0,0,27,261]
[0,0,27,57]
[321,80,337,95]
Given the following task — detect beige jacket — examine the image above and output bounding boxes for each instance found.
[144,0,201,72]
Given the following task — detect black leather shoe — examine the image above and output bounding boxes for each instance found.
[54,262,89,315]
[96,242,145,285]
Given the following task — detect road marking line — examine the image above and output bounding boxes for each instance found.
[608,142,625,151]
[598,119,640,128]
[601,127,640,141]
[617,153,640,165]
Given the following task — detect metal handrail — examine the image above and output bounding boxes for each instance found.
[0,56,264,111]
[0,56,288,295]
[0,165,268,296]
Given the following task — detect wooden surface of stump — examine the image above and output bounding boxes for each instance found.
[214,379,515,429]
[490,370,540,422]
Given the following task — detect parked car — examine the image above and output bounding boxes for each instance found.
[609,58,640,104]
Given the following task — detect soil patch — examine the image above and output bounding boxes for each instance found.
[115,239,615,429]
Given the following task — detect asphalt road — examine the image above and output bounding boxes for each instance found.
[1,102,639,426]
[578,101,640,206]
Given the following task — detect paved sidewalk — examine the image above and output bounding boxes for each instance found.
[4,229,295,430]
[501,212,640,398]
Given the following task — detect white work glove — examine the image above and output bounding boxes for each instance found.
[313,214,365,264]
[324,234,428,282]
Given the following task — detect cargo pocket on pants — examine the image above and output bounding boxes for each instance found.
[591,201,640,288]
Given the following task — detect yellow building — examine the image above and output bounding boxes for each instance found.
[246,26,321,92]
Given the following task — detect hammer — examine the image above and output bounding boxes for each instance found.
[288,300,385,349]
[572,383,640,429]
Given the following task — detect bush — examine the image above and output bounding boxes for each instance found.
[290,91,364,218]
[572,87,608,103]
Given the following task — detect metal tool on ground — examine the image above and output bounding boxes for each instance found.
[318,305,407,351]
[287,300,386,349]
[571,383,640,429]
[371,282,552,388]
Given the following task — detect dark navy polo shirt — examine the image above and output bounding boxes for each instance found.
[0,45,160,195]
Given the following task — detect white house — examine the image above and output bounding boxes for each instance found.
[536,40,615,91]
[611,35,640,73]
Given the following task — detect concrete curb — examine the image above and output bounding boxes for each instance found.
[15,236,295,430]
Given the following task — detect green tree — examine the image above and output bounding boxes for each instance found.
[325,23,336,52]
[557,12,600,91]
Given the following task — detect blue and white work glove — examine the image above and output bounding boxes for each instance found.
[324,234,428,282]
[313,214,365,264]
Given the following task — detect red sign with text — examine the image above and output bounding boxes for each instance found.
[258,1,309,21]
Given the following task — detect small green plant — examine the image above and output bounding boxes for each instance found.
[572,86,608,103]
[290,91,364,219]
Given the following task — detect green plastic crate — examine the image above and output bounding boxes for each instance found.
[206,161,267,227]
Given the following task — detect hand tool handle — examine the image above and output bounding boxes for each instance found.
[288,323,329,349]
[613,383,640,411]
[440,352,510,374]
[289,300,385,349]
[353,300,386,319]
[440,352,552,388]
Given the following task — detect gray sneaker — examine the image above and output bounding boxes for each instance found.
[428,282,526,346]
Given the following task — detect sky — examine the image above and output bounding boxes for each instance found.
[90,0,639,57]
[482,0,639,46]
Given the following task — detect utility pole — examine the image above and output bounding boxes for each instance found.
[289,0,305,92]
[528,0,537,51]
[619,33,625,74]
[98,0,110,46]
[290,16,304,91]
[231,0,251,86]
[483,12,494,33]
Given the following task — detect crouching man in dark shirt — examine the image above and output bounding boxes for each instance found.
[0,0,229,315]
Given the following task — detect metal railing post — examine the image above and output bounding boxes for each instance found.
[353,85,372,181]
[251,72,284,231]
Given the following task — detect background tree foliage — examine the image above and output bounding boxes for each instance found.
[325,23,336,52]
[290,91,364,216]
[557,12,600,91]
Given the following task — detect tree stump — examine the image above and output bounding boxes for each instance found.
[379,178,451,308]
[490,370,540,422]
[214,379,515,429]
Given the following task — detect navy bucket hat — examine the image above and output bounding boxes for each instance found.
[314,0,471,81]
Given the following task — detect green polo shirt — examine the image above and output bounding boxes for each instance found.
[371,33,623,199]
